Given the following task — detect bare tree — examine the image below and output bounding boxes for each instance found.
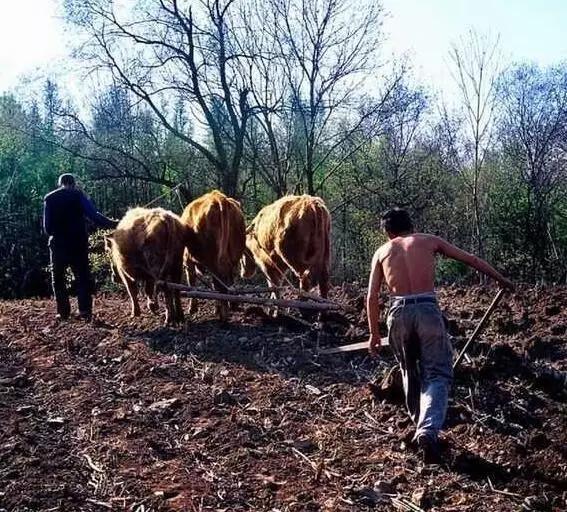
[449,30,501,258]
[65,0,256,197]
[498,63,567,278]
[379,82,428,188]
[267,0,384,195]
[233,0,295,198]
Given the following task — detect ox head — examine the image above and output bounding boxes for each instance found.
[240,245,257,279]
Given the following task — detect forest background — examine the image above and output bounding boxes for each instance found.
[1,0,565,298]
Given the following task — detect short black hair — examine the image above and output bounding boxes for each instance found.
[381,208,413,235]
[58,173,76,187]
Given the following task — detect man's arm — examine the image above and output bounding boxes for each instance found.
[43,199,53,236]
[80,194,118,230]
[434,236,513,289]
[367,249,384,356]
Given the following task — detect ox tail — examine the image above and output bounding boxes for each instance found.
[140,213,173,285]
[215,198,231,288]
[308,199,331,285]
[320,202,331,274]
[161,218,174,282]
[107,236,138,284]
[118,265,137,284]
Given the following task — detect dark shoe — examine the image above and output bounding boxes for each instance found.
[416,434,441,464]
[55,313,69,321]
[77,312,92,322]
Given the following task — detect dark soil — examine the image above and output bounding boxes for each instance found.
[0,285,565,511]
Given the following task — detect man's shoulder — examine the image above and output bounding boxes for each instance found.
[374,241,392,262]
[44,188,85,205]
[412,232,435,239]
[413,233,443,245]
[44,188,61,202]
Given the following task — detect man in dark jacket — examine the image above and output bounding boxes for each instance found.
[43,173,118,321]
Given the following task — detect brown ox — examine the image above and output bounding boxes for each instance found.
[105,207,191,325]
[240,195,331,310]
[181,190,246,320]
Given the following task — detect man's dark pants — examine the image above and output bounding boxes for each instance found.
[49,238,92,318]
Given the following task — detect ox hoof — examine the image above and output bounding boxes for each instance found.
[216,307,229,323]
[164,316,184,327]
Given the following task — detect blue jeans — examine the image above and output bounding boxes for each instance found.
[387,297,453,441]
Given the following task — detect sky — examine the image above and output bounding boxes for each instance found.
[0,0,566,99]
[0,1,67,93]
[380,0,567,98]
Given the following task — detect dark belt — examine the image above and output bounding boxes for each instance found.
[390,296,437,306]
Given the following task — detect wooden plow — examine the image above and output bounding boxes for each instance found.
[157,281,354,314]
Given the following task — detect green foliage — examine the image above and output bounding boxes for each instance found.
[0,66,566,299]
[436,258,469,284]
[89,231,120,294]
[0,91,78,298]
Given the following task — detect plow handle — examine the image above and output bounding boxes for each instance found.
[453,288,506,370]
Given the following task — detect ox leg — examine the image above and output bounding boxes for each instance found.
[160,281,181,326]
[299,270,313,294]
[171,265,185,324]
[145,280,159,314]
[185,261,198,316]
[315,268,330,324]
[212,275,230,322]
[264,266,282,318]
[299,270,317,321]
[227,273,240,311]
[318,268,330,299]
[163,287,175,326]
[119,272,140,318]
[174,289,184,324]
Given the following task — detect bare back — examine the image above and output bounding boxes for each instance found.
[377,233,439,295]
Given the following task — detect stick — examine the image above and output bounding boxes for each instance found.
[83,454,104,473]
[200,282,285,295]
[158,281,344,312]
[229,286,285,294]
[453,288,506,370]
[391,497,426,512]
[85,499,112,509]
[319,334,458,355]
[318,338,389,354]
[299,291,357,313]
[487,476,524,498]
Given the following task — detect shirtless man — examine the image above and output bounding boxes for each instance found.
[367,208,513,461]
